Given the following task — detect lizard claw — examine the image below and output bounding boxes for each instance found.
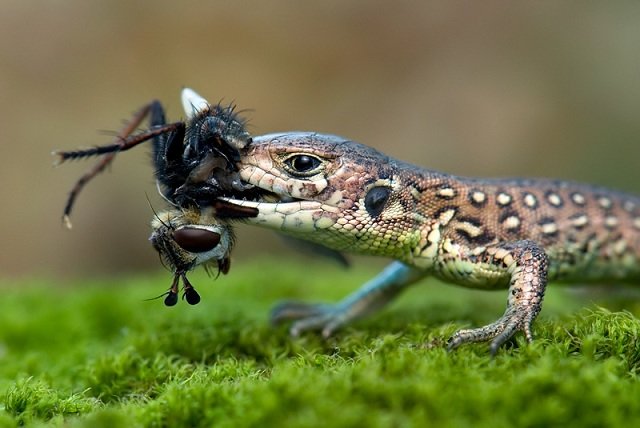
[446,308,535,356]
[271,301,349,338]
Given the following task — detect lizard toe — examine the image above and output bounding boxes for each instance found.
[289,315,332,338]
[270,300,349,337]
[447,311,533,355]
[270,301,332,325]
[289,312,344,337]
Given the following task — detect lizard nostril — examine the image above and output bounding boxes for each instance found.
[364,186,392,218]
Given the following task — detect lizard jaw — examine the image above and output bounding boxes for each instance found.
[217,197,339,232]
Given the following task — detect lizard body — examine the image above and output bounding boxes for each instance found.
[55,87,640,353]
[222,132,640,353]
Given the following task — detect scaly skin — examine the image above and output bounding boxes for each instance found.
[221,132,640,354]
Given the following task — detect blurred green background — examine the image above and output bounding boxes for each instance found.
[2,1,640,279]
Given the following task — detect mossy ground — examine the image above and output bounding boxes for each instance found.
[1,259,639,427]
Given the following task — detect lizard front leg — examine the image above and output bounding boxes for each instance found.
[271,261,424,337]
[447,240,549,355]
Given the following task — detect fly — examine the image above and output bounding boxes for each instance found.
[55,89,259,304]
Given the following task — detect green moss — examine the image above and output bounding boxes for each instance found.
[0,260,639,427]
[3,378,99,426]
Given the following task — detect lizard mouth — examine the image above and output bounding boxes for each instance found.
[204,131,344,227]
[216,192,328,226]
[215,181,337,231]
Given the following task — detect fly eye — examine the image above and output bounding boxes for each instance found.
[173,227,221,253]
[284,154,322,176]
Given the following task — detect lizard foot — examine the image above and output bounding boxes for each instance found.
[270,301,350,338]
[446,308,535,356]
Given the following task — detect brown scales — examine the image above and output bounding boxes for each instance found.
[230,133,640,353]
[406,173,640,283]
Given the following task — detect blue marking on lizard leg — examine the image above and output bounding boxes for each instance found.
[271,261,424,337]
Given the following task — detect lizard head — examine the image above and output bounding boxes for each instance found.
[178,89,423,260]
[220,132,424,259]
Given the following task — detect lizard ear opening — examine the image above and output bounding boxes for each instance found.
[364,186,392,218]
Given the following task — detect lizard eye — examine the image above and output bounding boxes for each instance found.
[173,227,221,253]
[284,154,322,176]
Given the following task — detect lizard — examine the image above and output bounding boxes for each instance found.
[59,88,640,354]
[210,127,640,354]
